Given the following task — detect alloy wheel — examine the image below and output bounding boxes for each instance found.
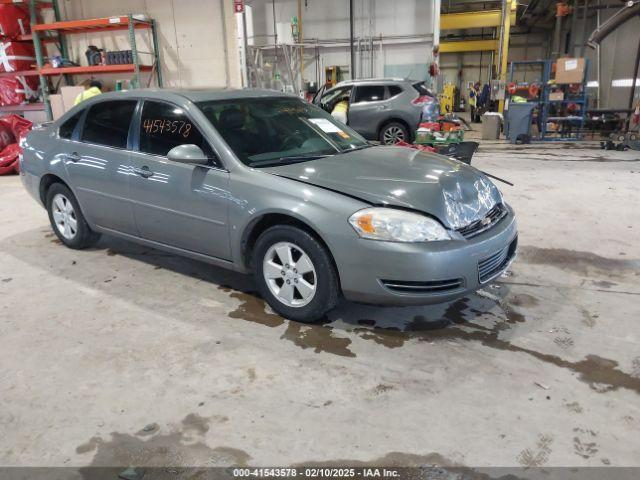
[51,193,78,240]
[383,125,406,144]
[262,241,317,307]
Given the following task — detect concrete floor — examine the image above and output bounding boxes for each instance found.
[1,141,639,471]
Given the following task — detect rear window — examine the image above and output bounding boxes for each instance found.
[388,85,403,98]
[81,100,137,149]
[353,85,385,103]
[412,82,435,97]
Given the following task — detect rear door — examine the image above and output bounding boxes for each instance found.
[128,99,231,260]
[348,84,387,139]
[62,99,138,234]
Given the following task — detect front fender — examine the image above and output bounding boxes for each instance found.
[228,168,369,273]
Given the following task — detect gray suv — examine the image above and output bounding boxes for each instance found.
[313,78,437,144]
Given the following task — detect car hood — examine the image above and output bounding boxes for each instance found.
[262,146,502,229]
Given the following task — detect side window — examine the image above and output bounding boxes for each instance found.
[388,85,403,98]
[353,85,385,103]
[139,101,214,161]
[320,86,352,111]
[81,100,137,149]
[59,111,83,139]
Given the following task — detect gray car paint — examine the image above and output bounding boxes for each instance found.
[20,88,517,307]
[262,145,502,230]
[315,79,427,140]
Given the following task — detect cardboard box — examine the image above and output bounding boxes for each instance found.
[59,86,85,111]
[555,57,585,84]
[549,91,564,101]
[49,94,65,120]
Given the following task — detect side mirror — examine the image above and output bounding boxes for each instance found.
[166,144,209,165]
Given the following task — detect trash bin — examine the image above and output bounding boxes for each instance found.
[506,103,535,144]
[481,113,501,140]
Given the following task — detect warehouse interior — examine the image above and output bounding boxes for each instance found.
[1,0,639,477]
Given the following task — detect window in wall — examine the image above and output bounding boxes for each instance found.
[81,100,137,148]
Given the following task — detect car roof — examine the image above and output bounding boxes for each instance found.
[335,78,421,87]
[91,88,296,104]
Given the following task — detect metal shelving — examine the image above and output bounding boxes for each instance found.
[28,0,163,120]
[507,59,589,141]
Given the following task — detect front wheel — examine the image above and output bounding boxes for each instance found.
[253,225,340,323]
[379,122,409,145]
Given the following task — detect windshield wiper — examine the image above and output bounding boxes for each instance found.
[251,154,331,167]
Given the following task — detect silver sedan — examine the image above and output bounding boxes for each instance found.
[20,89,517,322]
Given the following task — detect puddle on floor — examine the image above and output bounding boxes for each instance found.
[77,414,250,476]
[219,284,640,396]
[519,246,640,276]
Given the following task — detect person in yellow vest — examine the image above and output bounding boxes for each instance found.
[468,83,479,123]
[74,80,103,105]
[331,93,350,124]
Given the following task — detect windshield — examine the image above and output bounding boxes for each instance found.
[196,96,368,167]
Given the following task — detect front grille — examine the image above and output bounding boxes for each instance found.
[457,203,507,239]
[478,236,518,283]
[380,278,464,294]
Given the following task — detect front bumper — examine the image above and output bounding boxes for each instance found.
[334,205,518,306]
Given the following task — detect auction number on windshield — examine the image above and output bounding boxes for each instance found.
[142,118,192,138]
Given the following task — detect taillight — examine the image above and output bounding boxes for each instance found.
[412,95,433,106]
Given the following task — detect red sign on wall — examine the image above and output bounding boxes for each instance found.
[233,0,244,13]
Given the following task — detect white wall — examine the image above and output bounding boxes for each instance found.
[53,0,241,89]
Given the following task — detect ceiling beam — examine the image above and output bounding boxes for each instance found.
[440,39,499,53]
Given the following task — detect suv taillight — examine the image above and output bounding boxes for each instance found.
[412,95,434,106]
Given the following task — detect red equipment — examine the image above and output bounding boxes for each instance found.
[0,75,38,105]
[0,5,30,40]
[396,140,437,153]
[0,41,36,72]
[0,114,32,175]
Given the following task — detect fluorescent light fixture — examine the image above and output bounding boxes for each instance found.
[611,78,640,87]
[586,81,599,88]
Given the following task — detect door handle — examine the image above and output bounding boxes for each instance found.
[64,152,80,162]
[132,166,154,178]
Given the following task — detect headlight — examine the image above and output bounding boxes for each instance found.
[348,207,450,242]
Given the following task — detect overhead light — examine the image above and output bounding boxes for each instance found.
[611,78,640,87]
[586,81,599,88]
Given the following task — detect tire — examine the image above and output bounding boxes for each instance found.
[46,183,100,249]
[379,121,409,145]
[253,225,340,323]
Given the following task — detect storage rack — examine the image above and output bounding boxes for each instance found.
[507,59,588,141]
[31,0,163,120]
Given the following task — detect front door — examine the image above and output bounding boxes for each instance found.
[348,84,388,139]
[128,99,231,260]
[62,99,138,235]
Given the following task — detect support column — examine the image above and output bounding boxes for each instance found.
[498,0,512,112]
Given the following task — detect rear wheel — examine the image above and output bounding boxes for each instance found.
[380,121,409,145]
[46,183,100,249]
[253,225,339,323]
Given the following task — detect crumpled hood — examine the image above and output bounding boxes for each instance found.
[263,146,502,229]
